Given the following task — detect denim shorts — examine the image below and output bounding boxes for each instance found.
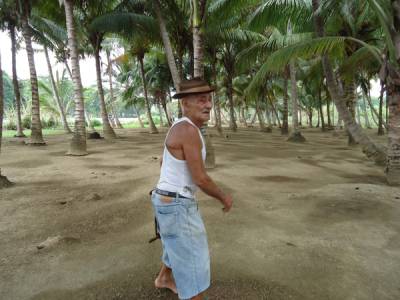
[151,191,210,300]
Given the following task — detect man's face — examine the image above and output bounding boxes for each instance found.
[182,93,212,122]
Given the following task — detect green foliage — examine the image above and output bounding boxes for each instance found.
[22,115,31,129]
[2,72,15,109]
[90,119,102,127]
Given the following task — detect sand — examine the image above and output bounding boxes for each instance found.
[0,127,399,300]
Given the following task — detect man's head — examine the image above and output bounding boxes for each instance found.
[173,78,214,123]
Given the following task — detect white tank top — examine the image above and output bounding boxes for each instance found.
[156,117,206,198]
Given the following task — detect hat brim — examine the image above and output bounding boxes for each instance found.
[172,87,215,99]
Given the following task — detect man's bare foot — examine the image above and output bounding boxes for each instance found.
[155,276,178,294]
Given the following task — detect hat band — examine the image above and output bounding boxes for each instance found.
[179,86,213,95]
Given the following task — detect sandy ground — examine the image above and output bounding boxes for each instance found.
[1,127,400,300]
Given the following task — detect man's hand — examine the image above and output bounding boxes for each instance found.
[222,195,233,213]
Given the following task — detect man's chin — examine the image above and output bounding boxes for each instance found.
[202,114,210,121]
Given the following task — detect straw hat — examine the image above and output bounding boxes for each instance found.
[172,77,215,99]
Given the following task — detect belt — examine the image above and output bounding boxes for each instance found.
[154,188,191,199]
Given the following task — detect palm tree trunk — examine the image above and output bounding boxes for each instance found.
[160,94,172,127]
[64,59,73,79]
[344,80,358,145]
[192,0,206,78]
[386,71,400,184]
[211,53,223,134]
[272,104,281,128]
[106,51,123,129]
[326,95,332,127]
[361,93,371,128]
[289,60,299,133]
[240,104,248,127]
[154,0,181,90]
[378,80,385,135]
[318,86,326,131]
[44,46,72,133]
[192,0,215,168]
[369,101,379,127]
[93,45,116,139]
[167,90,175,122]
[264,103,272,129]
[308,109,313,127]
[21,7,45,145]
[364,88,387,130]
[255,98,266,131]
[157,101,165,127]
[385,2,400,184]
[281,72,289,135]
[64,0,87,156]
[0,49,12,188]
[356,102,362,126]
[288,60,305,142]
[0,50,4,152]
[226,74,237,132]
[85,111,96,132]
[312,0,386,164]
[133,103,144,128]
[250,110,257,126]
[138,56,158,134]
[9,24,25,137]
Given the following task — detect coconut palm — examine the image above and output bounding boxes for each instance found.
[27,12,73,133]
[60,0,87,155]
[43,46,72,133]
[238,0,386,163]
[0,50,4,180]
[105,46,123,129]
[365,0,400,184]
[78,1,119,139]
[0,0,25,137]
[18,0,45,145]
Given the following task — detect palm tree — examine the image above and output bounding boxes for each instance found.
[366,0,400,184]
[0,0,25,137]
[43,46,72,133]
[67,1,118,139]
[19,0,45,145]
[61,0,87,156]
[192,0,207,78]
[105,48,123,129]
[135,43,158,134]
[27,12,73,134]
[9,21,25,137]
[239,0,386,164]
[310,0,386,164]
[153,0,181,90]
[0,49,12,188]
[146,49,174,126]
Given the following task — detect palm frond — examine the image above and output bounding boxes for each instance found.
[89,12,160,42]
[30,15,67,45]
[248,0,313,33]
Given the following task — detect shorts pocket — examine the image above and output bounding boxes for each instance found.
[156,205,178,238]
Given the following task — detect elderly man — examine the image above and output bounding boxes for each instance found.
[151,77,233,300]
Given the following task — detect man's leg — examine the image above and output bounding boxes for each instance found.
[155,263,177,294]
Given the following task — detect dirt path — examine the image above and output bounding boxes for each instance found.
[1,128,399,300]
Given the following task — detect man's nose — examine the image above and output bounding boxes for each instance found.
[206,99,212,108]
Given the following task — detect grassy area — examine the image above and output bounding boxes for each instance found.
[2,121,147,138]
[3,129,66,138]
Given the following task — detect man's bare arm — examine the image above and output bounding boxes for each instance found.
[182,125,233,212]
